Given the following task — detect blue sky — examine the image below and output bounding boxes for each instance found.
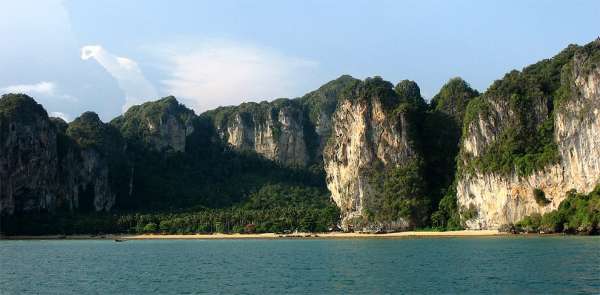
[1,0,598,121]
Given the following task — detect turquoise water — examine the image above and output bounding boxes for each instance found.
[1,236,599,294]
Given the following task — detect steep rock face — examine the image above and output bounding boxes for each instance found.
[457,41,600,229]
[323,78,420,230]
[421,78,479,210]
[212,100,309,166]
[206,75,359,167]
[0,95,118,215]
[0,95,60,214]
[56,147,115,212]
[299,75,360,161]
[62,112,126,212]
[111,96,195,152]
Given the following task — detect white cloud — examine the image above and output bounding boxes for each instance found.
[0,0,125,121]
[49,111,70,122]
[0,81,78,103]
[1,81,56,95]
[160,40,318,112]
[81,45,158,112]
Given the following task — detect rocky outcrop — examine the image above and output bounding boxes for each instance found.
[210,100,309,166]
[430,77,480,125]
[56,147,115,212]
[111,96,195,152]
[0,95,118,215]
[299,75,360,161]
[457,41,600,229]
[206,75,359,167]
[0,94,60,214]
[62,112,126,212]
[323,78,422,230]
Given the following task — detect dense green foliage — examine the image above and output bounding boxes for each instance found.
[533,188,550,206]
[460,44,595,176]
[67,112,123,152]
[0,186,340,235]
[205,76,359,168]
[511,184,600,234]
[340,78,431,229]
[340,76,476,230]
[0,94,50,144]
[205,99,295,135]
[422,78,479,225]
[342,77,428,119]
[299,75,359,164]
[0,207,340,235]
[241,184,333,210]
[468,113,559,176]
[430,77,479,123]
[111,96,195,150]
[378,160,429,227]
[120,125,327,211]
[0,88,342,234]
[430,187,462,230]
[3,41,597,235]
[394,80,428,112]
[65,112,131,208]
[299,75,359,125]
[342,76,398,110]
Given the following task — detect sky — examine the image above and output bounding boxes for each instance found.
[1,0,598,121]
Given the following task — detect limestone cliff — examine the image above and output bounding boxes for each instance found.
[457,41,600,229]
[323,78,424,231]
[0,95,120,214]
[206,75,359,167]
[298,75,360,161]
[208,99,309,166]
[111,96,195,152]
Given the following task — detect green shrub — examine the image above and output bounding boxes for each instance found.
[461,204,478,221]
[515,184,600,234]
[459,43,594,177]
[533,188,550,206]
[142,222,158,233]
[515,213,542,232]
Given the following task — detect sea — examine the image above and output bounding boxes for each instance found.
[1,236,599,294]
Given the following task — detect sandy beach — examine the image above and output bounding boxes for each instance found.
[123,230,506,239]
[2,230,507,240]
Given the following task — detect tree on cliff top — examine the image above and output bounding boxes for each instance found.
[430,77,479,124]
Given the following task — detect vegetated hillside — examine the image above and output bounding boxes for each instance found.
[508,184,600,234]
[457,39,600,229]
[1,40,598,235]
[0,93,336,234]
[203,75,359,169]
[0,76,495,235]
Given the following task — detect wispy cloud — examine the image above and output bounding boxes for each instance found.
[81,45,157,112]
[160,40,318,112]
[1,81,56,95]
[1,81,76,121]
[49,111,70,122]
[1,81,78,103]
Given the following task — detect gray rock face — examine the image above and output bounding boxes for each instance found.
[217,101,309,166]
[57,148,115,212]
[112,96,195,153]
[0,96,59,214]
[323,80,420,230]
[299,75,360,161]
[457,43,600,229]
[0,96,118,215]
[207,75,359,167]
[144,113,194,153]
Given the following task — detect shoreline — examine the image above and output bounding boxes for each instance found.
[2,230,512,240]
